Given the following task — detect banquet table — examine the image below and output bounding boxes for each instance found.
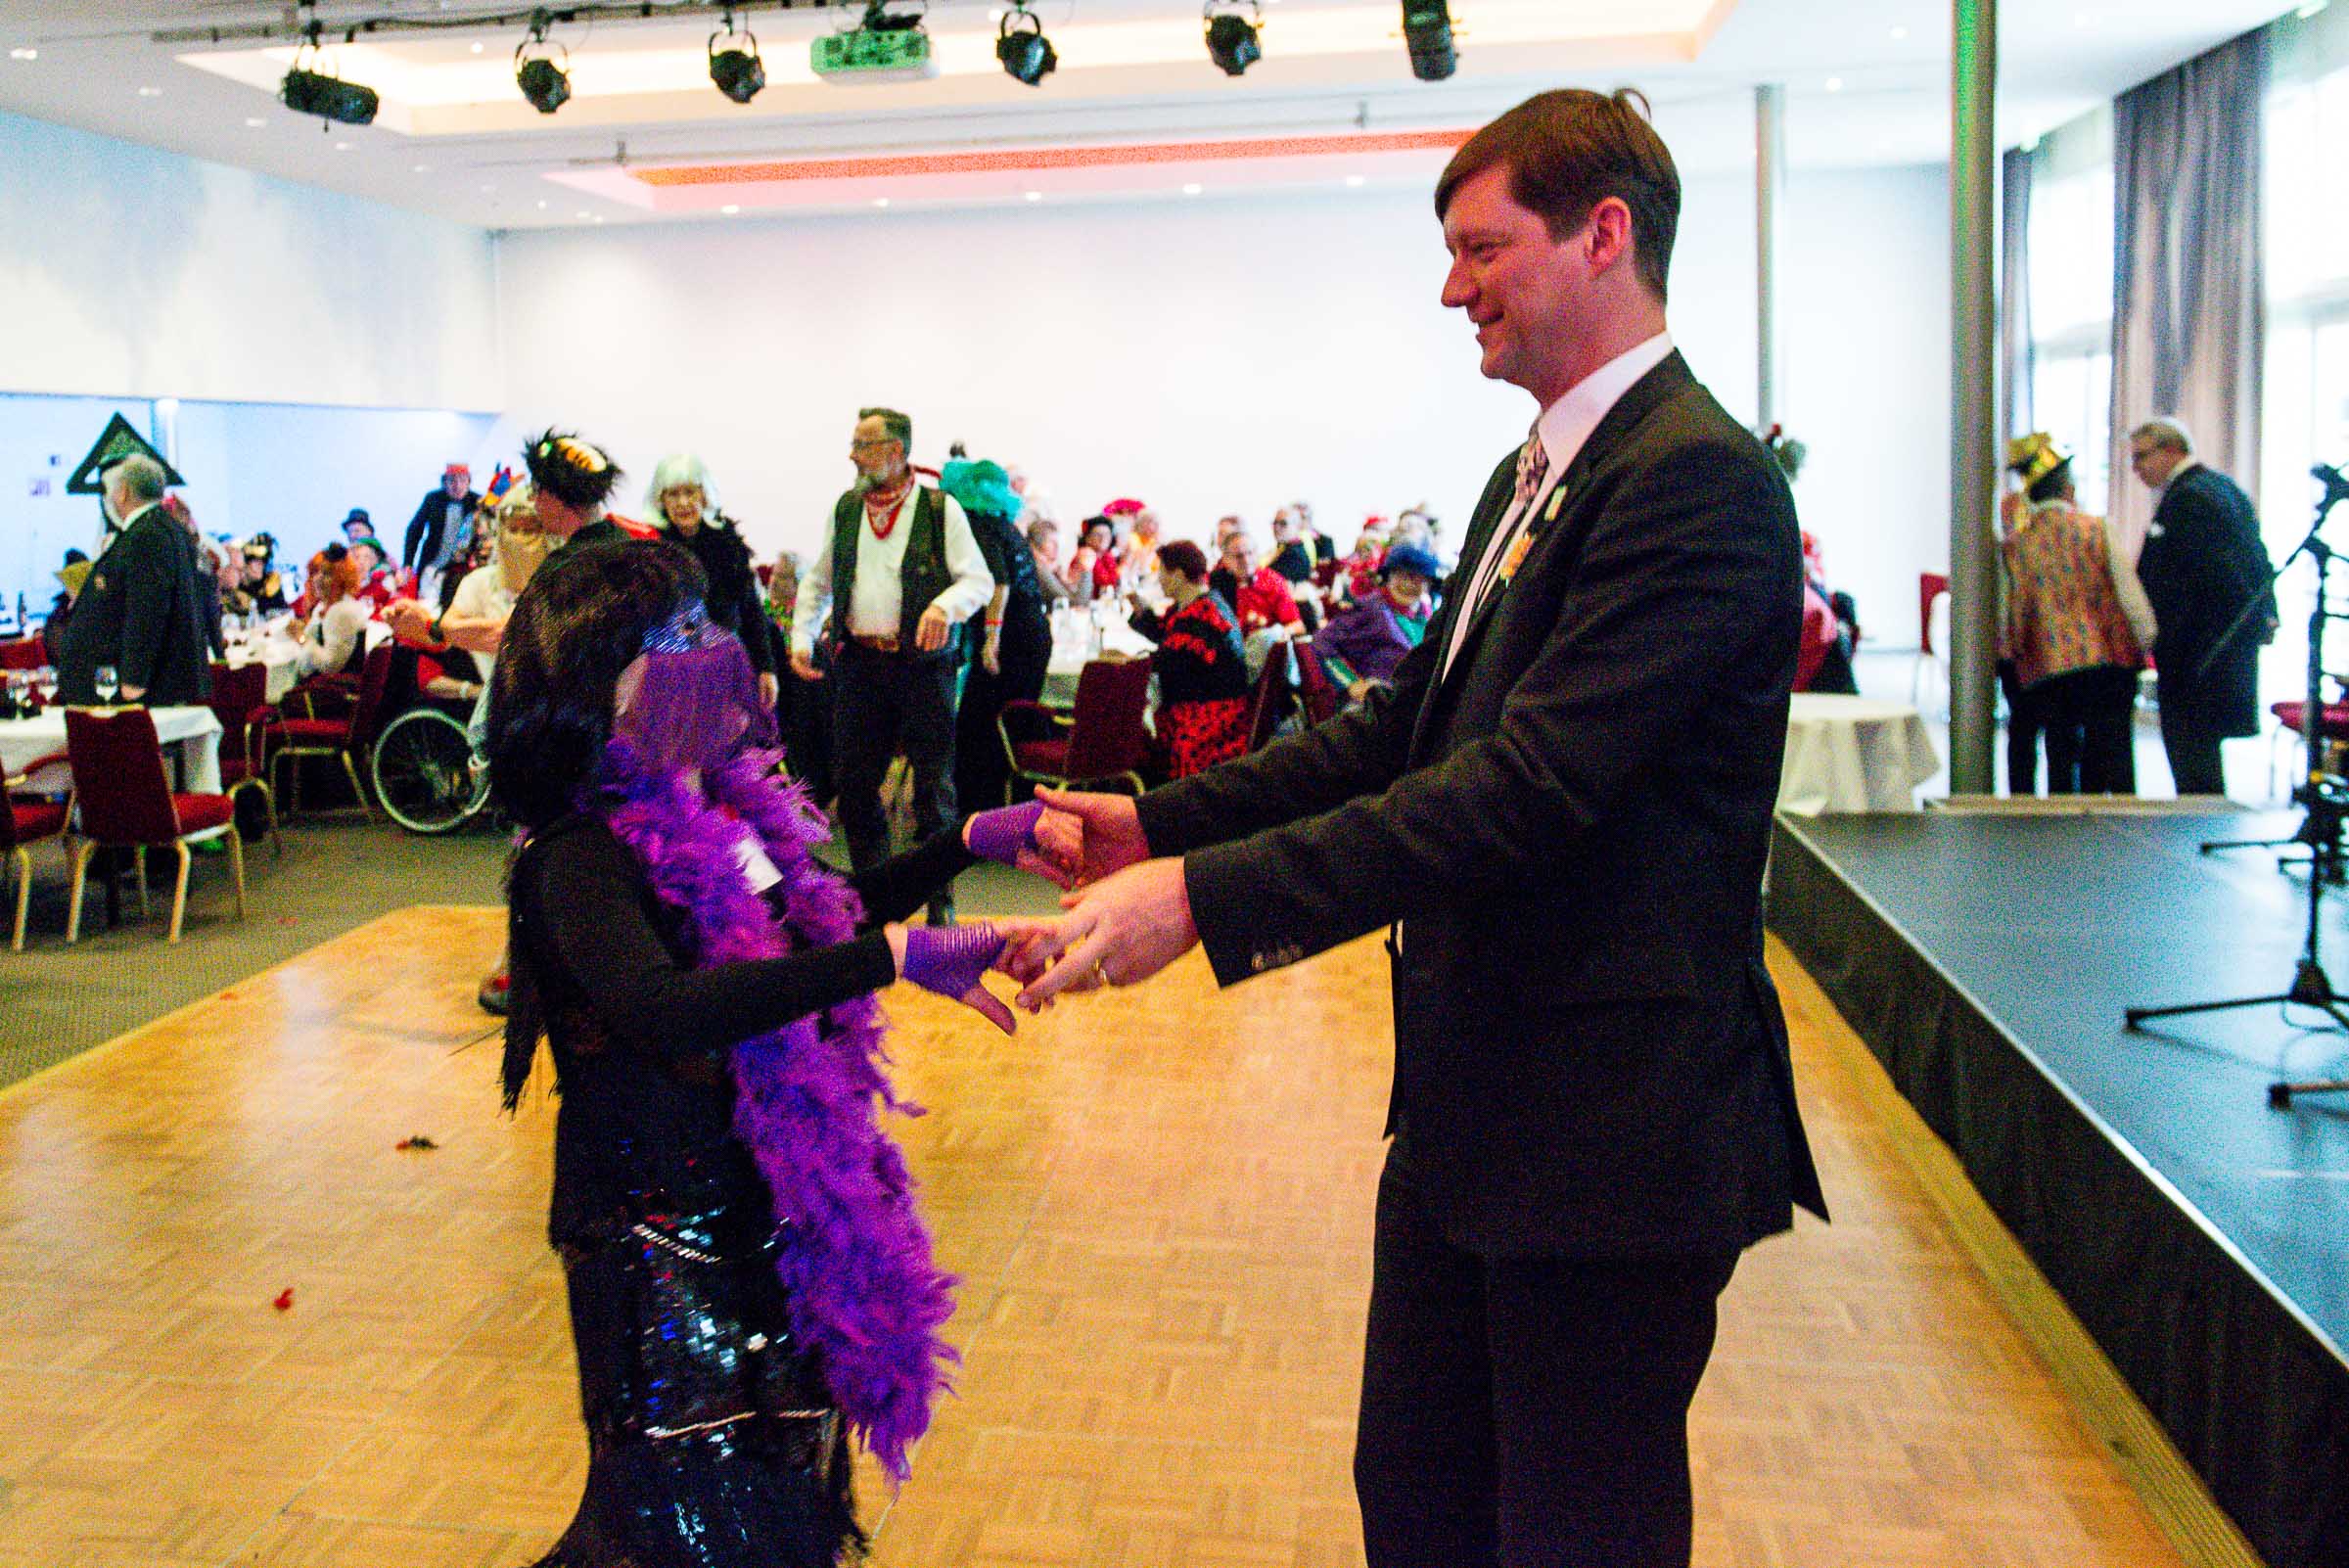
[1041,608,1156,707]
[0,705,226,796]
[1777,692,1939,814]
[222,640,301,703]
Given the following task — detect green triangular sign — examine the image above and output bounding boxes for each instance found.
[66,413,184,494]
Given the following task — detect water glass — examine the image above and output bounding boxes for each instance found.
[94,666,118,704]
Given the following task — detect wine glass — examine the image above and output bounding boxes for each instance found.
[93,666,118,705]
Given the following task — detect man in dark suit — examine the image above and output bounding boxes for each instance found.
[2127,419,2277,797]
[57,454,211,707]
[403,463,481,580]
[1011,88,1824,1567]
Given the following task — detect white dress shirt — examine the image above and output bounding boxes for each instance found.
[1441,332,1677,675]
[792,484,994,655]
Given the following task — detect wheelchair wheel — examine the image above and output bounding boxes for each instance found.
[372,708,487,834]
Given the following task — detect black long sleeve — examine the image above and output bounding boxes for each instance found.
[520,819,897,1059]
[845,825,975,926]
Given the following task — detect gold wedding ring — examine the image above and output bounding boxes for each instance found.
[1090,959,1110,987]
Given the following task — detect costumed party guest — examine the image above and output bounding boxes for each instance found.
[43,554,91,668]
[1338,520,1392,606]
[161,495,227,659]
[946,458,1052,813]
[646,454,780,711]
[1312,541,1439,700]
[1013,88,1823,1568]
[341,509,378,546]
[1268,509,1316,584]
[1793,532,1860,696]
[56,454,211,707]
[1115,503,1162,587]
[292,549,370,680]
[231,534,288,617]
[387,430,631,1019]
[2128,417,2278,797]
[488,540,1050,1568]
[404,463,480,584]
[2002,435,2150,794]
[789,406,993,925]
[1027,518,1077,610]
[1066,516,1119,601]
[345,536,402,613]
[1209,528,1303,638]
[1129,541,1251,777]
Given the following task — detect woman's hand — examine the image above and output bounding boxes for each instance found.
[892,922,1017,1034]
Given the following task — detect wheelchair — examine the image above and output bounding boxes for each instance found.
[366,645,493,835]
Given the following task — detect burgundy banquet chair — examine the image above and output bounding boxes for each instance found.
[0,750,69,950]
[63,707,246,945]
[998,657,1154,799]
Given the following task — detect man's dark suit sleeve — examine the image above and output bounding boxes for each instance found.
[1134,454,1518,858]
[115,526,178,694]
[1179,437,1790,987]
[403,493,437,571]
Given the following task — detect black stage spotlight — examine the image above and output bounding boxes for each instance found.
[1203,0,1262,76]
[997,5,1056,87]
[1401,0,1455,81]
[280,25,378,125]
[710,16,766,104]
[515,12,571,115]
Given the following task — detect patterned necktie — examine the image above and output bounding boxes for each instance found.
[1512,420,1550,512]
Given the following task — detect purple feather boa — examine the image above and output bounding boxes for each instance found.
[595,737,957,1482]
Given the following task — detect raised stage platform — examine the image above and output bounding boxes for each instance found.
[1769,808,2349,1568]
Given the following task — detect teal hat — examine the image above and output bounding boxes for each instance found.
[940,458,1022,521]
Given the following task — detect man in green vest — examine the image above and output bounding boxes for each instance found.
[790,406,994,923]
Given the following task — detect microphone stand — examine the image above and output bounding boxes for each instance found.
[2127,481,2349,1105]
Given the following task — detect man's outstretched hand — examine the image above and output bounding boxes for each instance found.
[1034,787,1153,889]
[1013,856,1199,1008]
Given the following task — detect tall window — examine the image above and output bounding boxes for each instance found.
[2026,155,2115,511]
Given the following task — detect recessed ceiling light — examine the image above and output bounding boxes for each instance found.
[721,203,742,213]
[1024,190,1042,202]
[1345,174,1366,187]
[576,209,592,218]
[1890,24,1909,39]
[591,214,605,224]
[136,85,161,98]
[334,141,351,151]
[481,183,496,193]
[536,199,548,208]
[8,48,36,62]
[1181,182,1203,195]
[872,197,890,208]
[411,163,429,173]
[470,41,484,54]
[1824,76,1844,92]
[245,116,266,127]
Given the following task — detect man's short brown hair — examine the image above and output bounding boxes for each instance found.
[1435,87,1681,302]
[858,406,912,449]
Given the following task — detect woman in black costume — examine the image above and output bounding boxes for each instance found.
[489,538,1049,1566]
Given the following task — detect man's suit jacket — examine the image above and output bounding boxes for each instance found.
[56,509,211,708]
[1133,352,1824,1258]
[2136,466,2274,739]
[405,487,481,572]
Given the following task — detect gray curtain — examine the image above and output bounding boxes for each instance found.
[2108,28,2269,553]
[1999,146,2035,446]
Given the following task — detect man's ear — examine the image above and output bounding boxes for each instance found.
[1585,197,1635,274]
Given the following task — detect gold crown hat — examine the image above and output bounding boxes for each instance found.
[2006,432,2069,487]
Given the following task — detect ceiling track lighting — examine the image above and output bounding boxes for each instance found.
[515,9,571,115]
[710,11,766,104]
[1202,0,1263,78]
[996,3,1056,88]
[279,14,379,126]
[1401,0,1455,82]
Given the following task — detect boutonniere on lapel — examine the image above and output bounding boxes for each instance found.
[1497,485,1567,587]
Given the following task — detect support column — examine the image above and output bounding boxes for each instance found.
[1949,0,1998,793]
[1756,83,1785,432]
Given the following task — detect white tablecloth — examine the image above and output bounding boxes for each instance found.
[222,640,300,703]
[0,706,225,795]
[1777,693,1939,814]
[1042,608,1155,707]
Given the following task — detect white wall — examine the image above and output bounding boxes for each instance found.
[0,109,500,413]
[496,166,1951,644]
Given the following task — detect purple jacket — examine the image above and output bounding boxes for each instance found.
[1312,595,1426,685]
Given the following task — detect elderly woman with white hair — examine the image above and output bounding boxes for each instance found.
[647,452,779,708]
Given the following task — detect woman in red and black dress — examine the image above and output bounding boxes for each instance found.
[1130,540,1251,777]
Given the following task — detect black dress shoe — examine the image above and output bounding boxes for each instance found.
[925,899,955,928]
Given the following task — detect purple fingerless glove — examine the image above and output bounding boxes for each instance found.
[900,923,1007,998]
[964,801,1043,866]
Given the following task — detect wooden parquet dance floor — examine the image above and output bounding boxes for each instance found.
[0,906,2221,1568]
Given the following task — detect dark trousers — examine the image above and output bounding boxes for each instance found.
[2160,696,2229,796]
[953,604,1050,814]
[1354,1148,1739,1568]
[2000,660,2043,797]
[2035,666,2139,795]
[831,642,959,873]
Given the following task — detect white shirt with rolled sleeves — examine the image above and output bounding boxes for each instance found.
[791,484,994,656]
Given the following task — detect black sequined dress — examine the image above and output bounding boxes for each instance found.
[510,814,972,1568]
